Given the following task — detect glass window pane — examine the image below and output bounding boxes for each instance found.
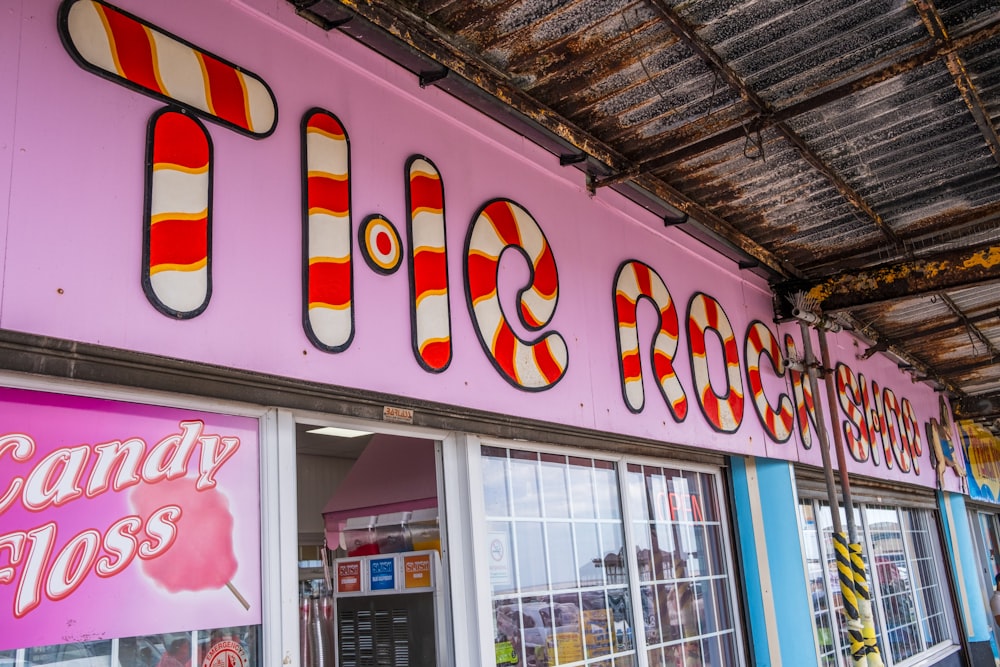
[594,461,621,520]
[549,522,577,589]
[626,465,649,522]
[516,521,549,590]
[490,521,518,597]
[523,595,554,665]
[483,451,512,517]
[541,455,570,519]
[576,522,605,586]
[570,463,597,519]
[511,453,542,518]
[601,523,626,576]
[25,641,113,666]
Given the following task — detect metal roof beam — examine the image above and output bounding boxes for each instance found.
[890,309,1000,341]
[933,356,1000,379]
[646,0,902,248]
[774,241,1000,314]
[642,16,1000,168]
[956,392,1000,422]
[913,0,1000,167]
[289,0,801,278]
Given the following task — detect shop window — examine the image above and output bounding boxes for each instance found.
[0,628,259,667]
[483,446,742,667]
[798,499,954,666]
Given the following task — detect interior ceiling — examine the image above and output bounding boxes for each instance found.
[290,0,1000,433]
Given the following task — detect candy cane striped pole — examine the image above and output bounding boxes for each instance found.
[60,0,276,138]
[465,199,567,390]
[302,109,353,352]
[406,156,452,372]
[687,293,744,432]
[745,321,794,442]
[613,260,687,420]
[142,108,212,318]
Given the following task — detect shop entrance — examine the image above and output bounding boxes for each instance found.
[294,423,443,667]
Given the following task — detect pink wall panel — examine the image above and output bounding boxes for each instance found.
[0,0,962,492]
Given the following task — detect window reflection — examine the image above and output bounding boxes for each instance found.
[484,448,639,666]
[483,448,737,666]
[799,498,953,666]
[4,626,259,667]
[629,464,738,664]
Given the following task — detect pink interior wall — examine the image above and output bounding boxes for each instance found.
[0,0,962,492]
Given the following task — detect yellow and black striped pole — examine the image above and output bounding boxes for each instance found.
[833,532,867,667]
[850,542,884,667]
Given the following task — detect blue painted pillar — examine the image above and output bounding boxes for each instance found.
[937,490,996,660]
[730,455,817,667]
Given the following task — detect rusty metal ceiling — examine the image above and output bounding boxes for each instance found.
[290,0,1000,433]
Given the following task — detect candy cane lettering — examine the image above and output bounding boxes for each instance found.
[783,334,817,449]
[143,108,212,318]
[862,377,886,466]
[745,321,793,443]
[465,199,567,390]
[881,388,910,472]
[687,293,744,432]
[59,0,277,137]
[360,214,403,274]
[836,362,871,462]
[407,156,452,372]
[613,260,687,419]
[302,109,354,352]
[901,398,922,474]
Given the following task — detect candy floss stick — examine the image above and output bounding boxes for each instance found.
[130,476,250,610]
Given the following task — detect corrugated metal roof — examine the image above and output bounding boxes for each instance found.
[293,0,1000,431]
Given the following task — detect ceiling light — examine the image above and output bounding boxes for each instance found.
[306,426,374,438]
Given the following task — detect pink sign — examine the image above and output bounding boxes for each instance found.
[0,387,261,650]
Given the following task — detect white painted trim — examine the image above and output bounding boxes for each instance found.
[744,457,782,666]
[0,369,267,417]
[259,409,300,667]
[462,434,499,667]
[439,433,480,666]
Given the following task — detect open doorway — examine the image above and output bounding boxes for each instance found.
[294,422,443,667]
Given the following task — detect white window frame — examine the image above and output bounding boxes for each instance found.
[796,496,959,667]
[461,434,746,667]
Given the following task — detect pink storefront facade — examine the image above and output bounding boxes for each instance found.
[0,1,979,667]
